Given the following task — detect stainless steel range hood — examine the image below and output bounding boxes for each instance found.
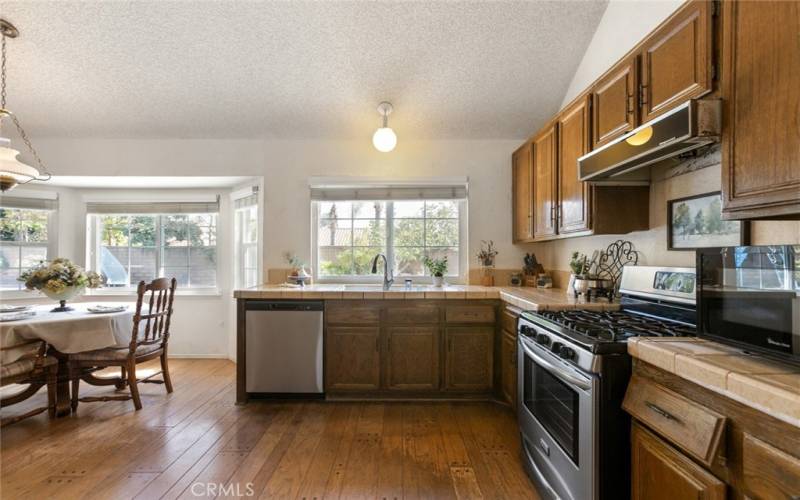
[578,99,721,184]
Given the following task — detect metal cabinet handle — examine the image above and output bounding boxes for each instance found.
[645,402,681,424]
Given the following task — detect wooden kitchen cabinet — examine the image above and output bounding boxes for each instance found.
[500,330,517,408]
[720,0,800,219]
[639,0,713,122]
[532,123,558,240]
[445,326,494,391]
[741,433,800,499]
[556,94,592,235]
[325,326,381,391]
[591,55,638,149]
[631,423,726,500]
[385,326,439,391]
[512,141,534,242]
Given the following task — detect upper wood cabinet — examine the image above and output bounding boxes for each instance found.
[511,141,534,242]
[385,326,439,391]
[532,123,558,239]
[326,326,381,391]
[640,0,713,122]
[591,55,638,149]
[631,423,726,500]
[720,0,800,219]
[557,95,592,235]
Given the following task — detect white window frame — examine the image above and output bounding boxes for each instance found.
[234,204,259,289]
[87,213,219,294]
[311,199,468,284]
[0,208,58,296]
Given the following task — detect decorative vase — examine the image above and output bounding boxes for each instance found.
[567,273,576,295]
[433,275,444,287]
[480,266,494,286]
[41,285,85,312]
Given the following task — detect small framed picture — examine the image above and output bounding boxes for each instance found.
[667,191,750,251]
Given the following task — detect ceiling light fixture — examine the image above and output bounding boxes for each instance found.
[0,19,50,192]
[372,101,397,153]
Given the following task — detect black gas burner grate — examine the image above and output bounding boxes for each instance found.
[536,310,695,342]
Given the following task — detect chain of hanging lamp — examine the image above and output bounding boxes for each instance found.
[1,26,50,181]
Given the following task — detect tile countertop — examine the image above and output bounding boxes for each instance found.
[629,337,800,429]
[233,284,620,311]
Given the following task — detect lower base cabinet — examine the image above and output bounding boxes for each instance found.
[386,326,439,391]
[500,330,517,407]
[631,423,726,500]
[445,327,494,391]
[325,326,380,391]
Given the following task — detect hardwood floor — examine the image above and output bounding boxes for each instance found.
[1,359,539,499]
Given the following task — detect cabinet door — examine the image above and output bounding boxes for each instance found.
[631,424,726,500]
[500,330,517,408]
[640,0,712,122]
[721,0,800,218]
[326,326,380,391]
[444,327,493,391]
[386,326,439,391]
[532,124,558,240]
[512,141,534,242]
[591,55,638,148]
[557,95,592,235]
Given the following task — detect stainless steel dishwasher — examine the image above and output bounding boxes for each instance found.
[245,300,324,396]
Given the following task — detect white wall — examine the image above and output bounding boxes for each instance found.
[33,138,527,270]
[560,0,684,108]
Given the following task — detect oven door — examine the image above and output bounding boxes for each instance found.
[518,335,597,500]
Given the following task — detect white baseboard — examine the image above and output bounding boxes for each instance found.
[168,354,230,359]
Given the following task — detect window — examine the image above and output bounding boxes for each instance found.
[234,193,259,288]
[0,207,54,290]
[313,199,465,281]
[89,212,217,289]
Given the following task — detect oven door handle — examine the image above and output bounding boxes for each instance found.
[521,341,592,391]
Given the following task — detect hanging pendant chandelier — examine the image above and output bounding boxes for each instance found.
[372,101,397,153]
[0,19,50,192]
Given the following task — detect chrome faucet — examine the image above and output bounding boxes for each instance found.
[370,253,394,290]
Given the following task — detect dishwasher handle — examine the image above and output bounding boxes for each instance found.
[245,300,324,312]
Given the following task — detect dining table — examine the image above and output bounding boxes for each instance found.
[0,302,136,416]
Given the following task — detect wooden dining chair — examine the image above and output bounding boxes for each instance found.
[69,277,177,411]
[1,339,58,426]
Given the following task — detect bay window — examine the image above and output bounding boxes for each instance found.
[0,195,57,291]
[87,200,219,291]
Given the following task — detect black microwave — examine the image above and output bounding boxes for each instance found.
[697,245,800,365]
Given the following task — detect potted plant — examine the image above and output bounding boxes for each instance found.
[476,240,498,286]
[19,258,104,312]
[422,255,448,287]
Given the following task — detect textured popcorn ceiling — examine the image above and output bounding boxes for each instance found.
[3,1,608,139]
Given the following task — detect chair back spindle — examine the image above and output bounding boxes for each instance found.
[129,277,177,353]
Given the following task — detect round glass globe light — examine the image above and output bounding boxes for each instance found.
[372,127,397,152]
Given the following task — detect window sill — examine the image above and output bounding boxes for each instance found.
[86,289,223,298]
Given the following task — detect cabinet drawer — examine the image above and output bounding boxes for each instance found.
[445,305,495,324]
[326,303,380,324]
[742,433,800,499]
[623,375,726,467]
[500,309,518,334]
[386,305,439,324]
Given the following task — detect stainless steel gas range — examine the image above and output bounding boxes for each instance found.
[517,266,697,500]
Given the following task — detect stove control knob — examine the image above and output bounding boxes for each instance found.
[558,346,576,361]
[551,341,563,354]
[535,333,551,346]
[519,325,533,336]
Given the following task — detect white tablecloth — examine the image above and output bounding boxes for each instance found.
[0,303,135,364]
